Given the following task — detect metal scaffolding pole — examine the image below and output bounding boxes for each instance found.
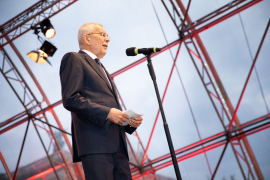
[0,152,13,180]
[13,120,30,180]
[211,142,229,180]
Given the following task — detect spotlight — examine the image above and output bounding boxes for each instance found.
[40,40,57,57]
[27,40,57,65]
[27,50,49,65]
[40,19,56,39]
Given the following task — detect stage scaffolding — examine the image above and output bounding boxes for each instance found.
[0,0,269,179]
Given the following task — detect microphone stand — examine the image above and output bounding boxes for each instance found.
[145,53,182,180]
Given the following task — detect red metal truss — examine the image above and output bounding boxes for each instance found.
[109,1,265,176]
[174,1,266,179]
[111,1,262,78]
[111,0,267,179]
[161,0,262,39]
[131,113,270,179]
[0,1,85,178]
[26,163,67,180]
[181,0,262,37]
[228,18,270,131]
[0,48,40,110]
[0,0,78,49]
[0,100,62,134]
[2,96,269,179]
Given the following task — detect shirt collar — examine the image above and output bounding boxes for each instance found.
[81,49,97,60]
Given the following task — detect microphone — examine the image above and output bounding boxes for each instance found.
[126,47,161,56]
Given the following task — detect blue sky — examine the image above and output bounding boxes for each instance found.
[0,0,270,179]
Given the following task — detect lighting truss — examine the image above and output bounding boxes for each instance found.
[0,0,78,49]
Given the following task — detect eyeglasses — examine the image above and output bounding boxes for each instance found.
[87,32,110,39]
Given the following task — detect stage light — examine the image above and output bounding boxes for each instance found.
[40,40,57,57]
[29,21,57,65]
[40,19,55,39]
[27,50,49,65]
[45,28,55,39]
[27,40,56,65]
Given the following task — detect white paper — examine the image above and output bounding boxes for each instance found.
[120,109,143,126]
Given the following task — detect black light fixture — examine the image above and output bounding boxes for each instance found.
[31,18,56,39]
[40,40,57,57]
[40,19,56,39]
[28,20,57,66]
[27,40,57,65]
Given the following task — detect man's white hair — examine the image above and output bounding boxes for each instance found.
[78,23,103,48]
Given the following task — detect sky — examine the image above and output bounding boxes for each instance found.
[0,0,270,179]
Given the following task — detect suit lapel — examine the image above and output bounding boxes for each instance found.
[79,51,114,95]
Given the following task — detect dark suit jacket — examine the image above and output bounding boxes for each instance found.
[60,50,136,162]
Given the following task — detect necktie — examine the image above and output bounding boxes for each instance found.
[95,58,112,88]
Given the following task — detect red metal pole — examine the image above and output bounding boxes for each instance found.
[0,151,13,180]
[180,0,192,32]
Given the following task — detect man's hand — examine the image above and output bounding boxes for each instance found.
[107,108,129,125]
[128,116,143,128]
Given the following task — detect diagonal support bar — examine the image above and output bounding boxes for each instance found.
[0,152,13,180]
[13,120,30,180]
[32,119,60,180]
[211,141,229,180]
[228,18,270,131]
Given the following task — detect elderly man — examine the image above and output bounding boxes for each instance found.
[60,23,143,180]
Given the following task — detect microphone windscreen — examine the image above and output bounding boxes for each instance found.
[126,47,136,56]
[155,48,161,52]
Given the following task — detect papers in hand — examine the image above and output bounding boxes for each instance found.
[120,109,143,126]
